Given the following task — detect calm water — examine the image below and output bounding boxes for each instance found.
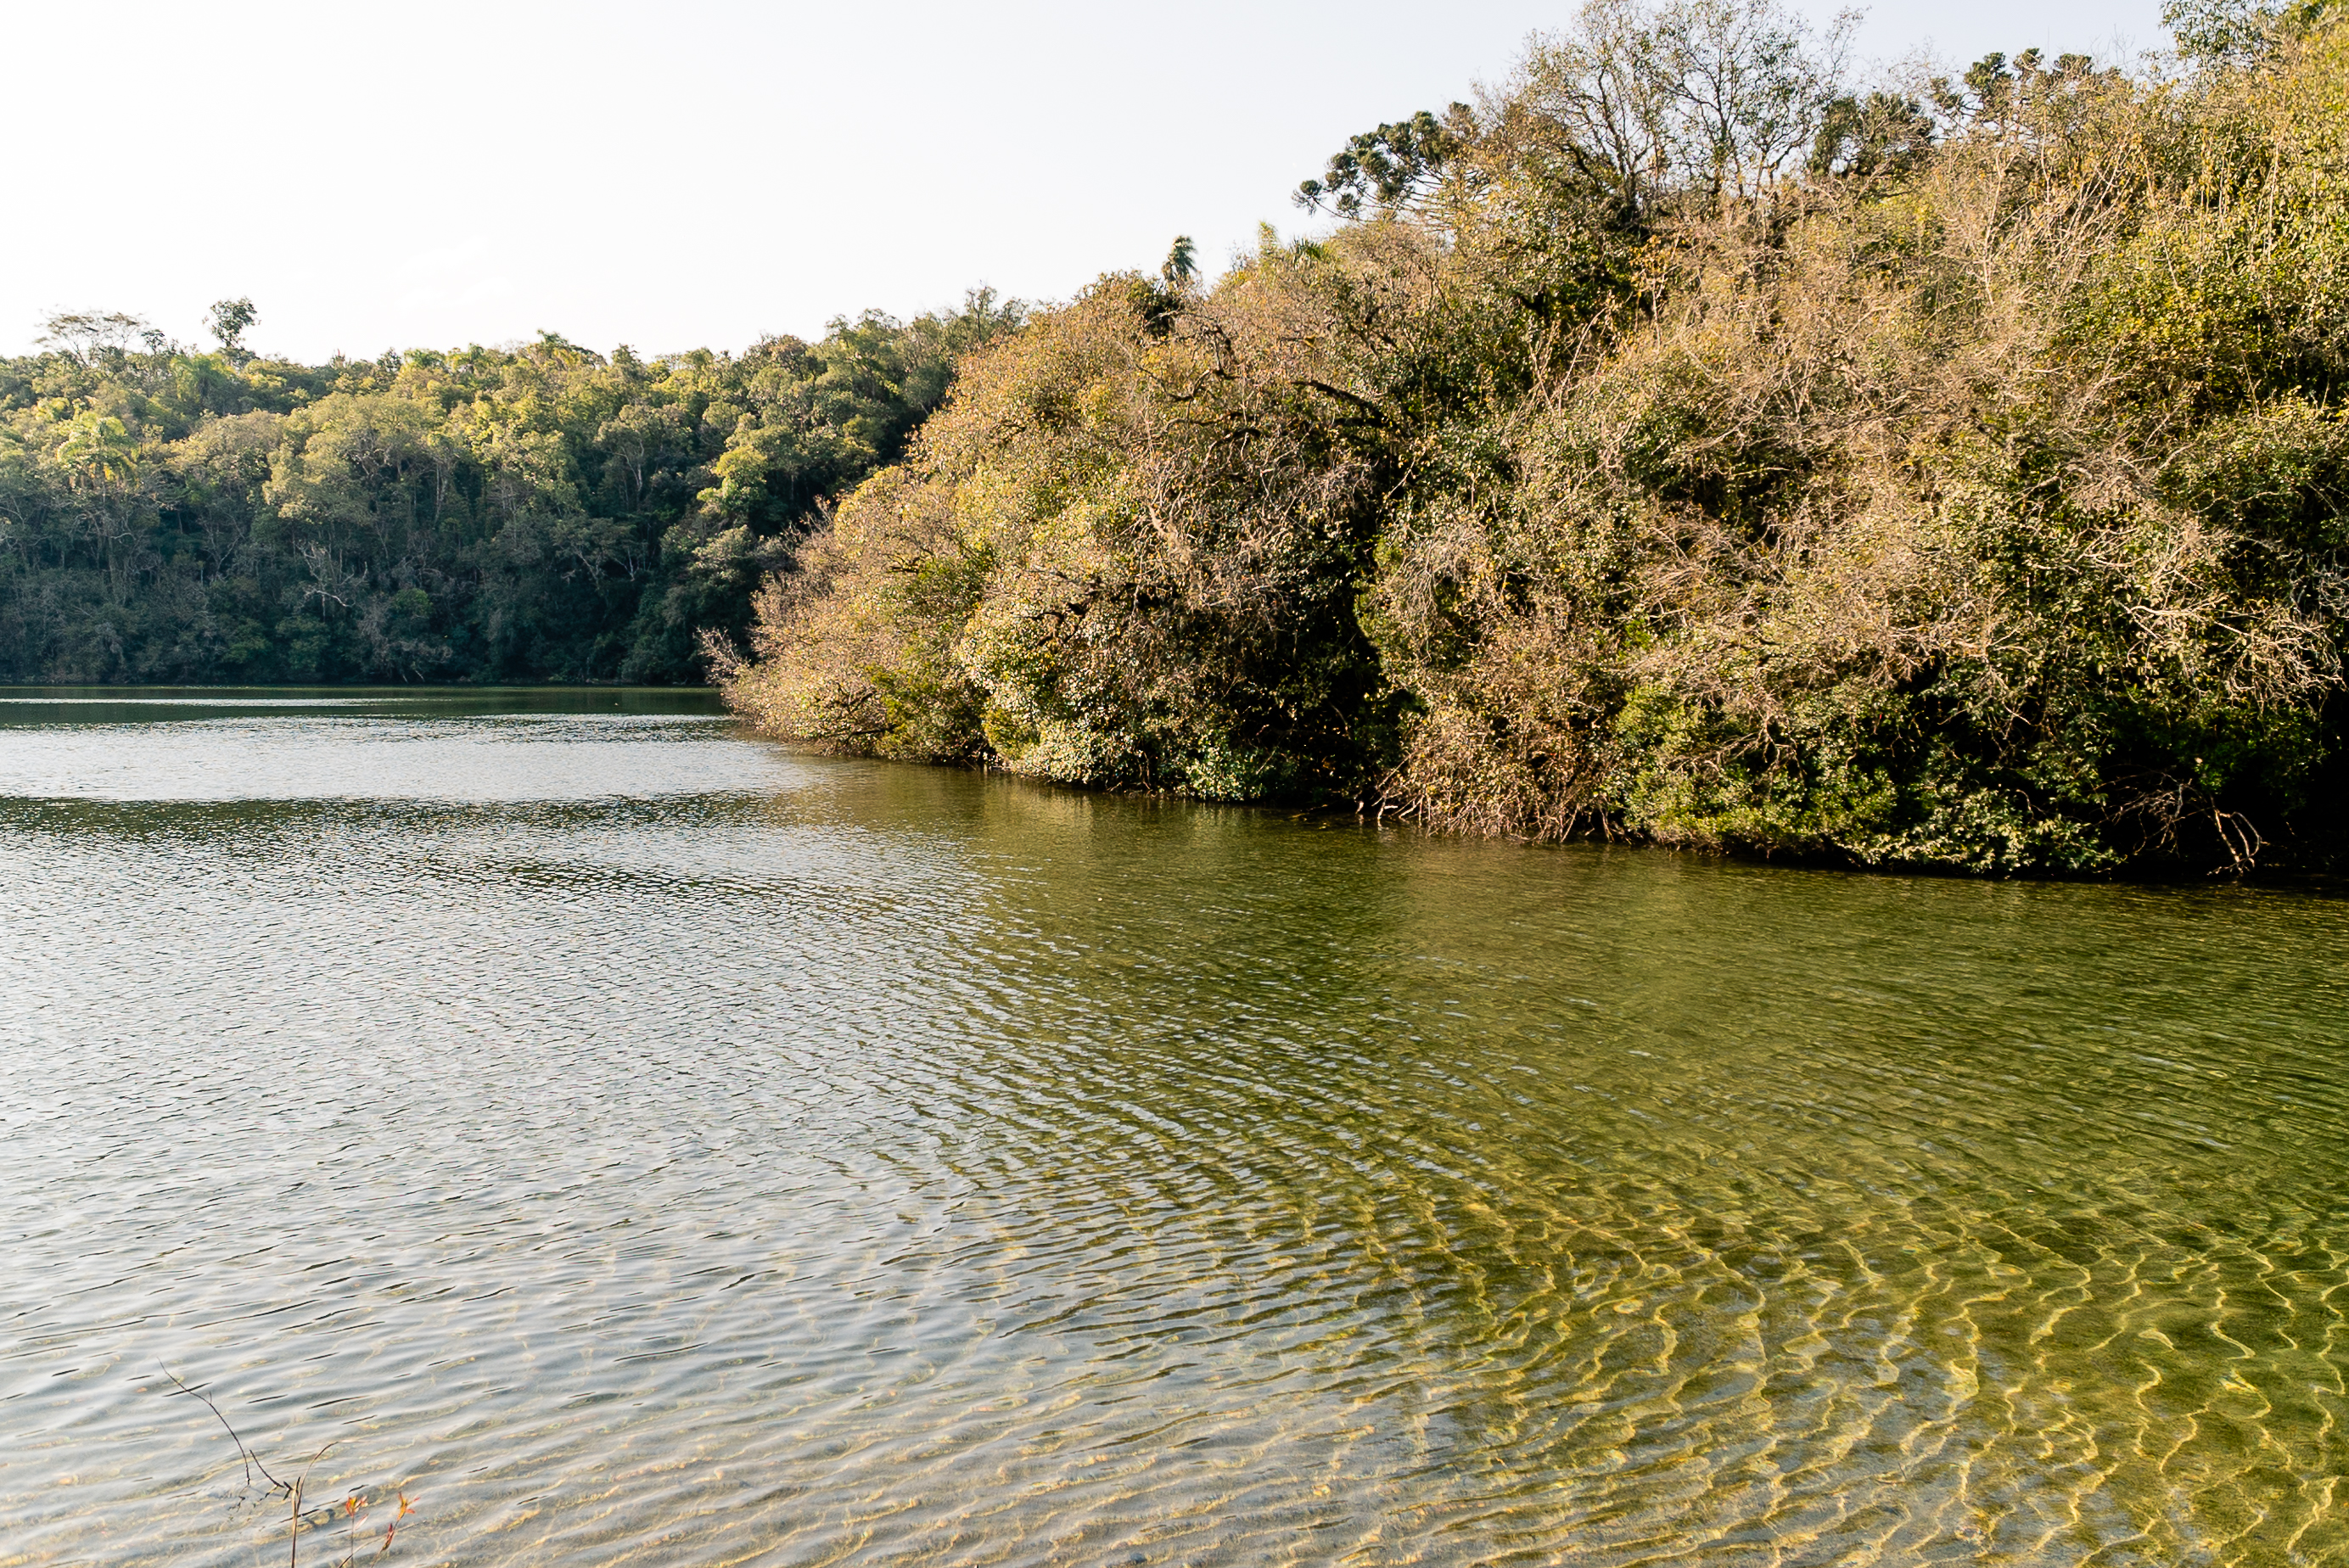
[3,688,2346,1567]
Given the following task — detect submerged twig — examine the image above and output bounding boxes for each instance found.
[159,1363,287,1493]
[156,1367,412,1568]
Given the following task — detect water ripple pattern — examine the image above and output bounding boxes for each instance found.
[2,688,2345,1566]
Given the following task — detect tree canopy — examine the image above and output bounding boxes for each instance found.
[0,293,1022,684]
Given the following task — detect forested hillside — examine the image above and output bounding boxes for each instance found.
[0,294,1020,684]
[716,0,2349,875]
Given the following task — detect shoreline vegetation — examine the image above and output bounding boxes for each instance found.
[8,0,2346,878]
[713,0,2349,878]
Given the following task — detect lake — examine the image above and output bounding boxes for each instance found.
[3,687,2345,1566]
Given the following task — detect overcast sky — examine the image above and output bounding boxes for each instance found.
[0,0,2166,361]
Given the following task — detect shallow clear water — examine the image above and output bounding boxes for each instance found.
[3,687,2346,1567]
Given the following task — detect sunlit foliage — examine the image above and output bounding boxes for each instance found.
[721,0,2349,874]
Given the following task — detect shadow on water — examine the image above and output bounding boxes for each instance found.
[1,690,2346,1565]
[0,684,726,729]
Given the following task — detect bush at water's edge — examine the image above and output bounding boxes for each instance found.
[718,4,2349,878]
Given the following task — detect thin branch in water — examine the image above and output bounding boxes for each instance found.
[159,1363,286,1493]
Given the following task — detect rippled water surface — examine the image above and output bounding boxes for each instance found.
[4,686,2347,1567]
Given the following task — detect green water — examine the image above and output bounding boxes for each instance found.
[2,687,2344,1565]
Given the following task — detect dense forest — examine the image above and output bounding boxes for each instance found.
[715,0,2349,875]
[0,294,1021,683]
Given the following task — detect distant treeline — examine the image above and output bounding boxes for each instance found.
[0,294,1021,685]
[716,0,2349,875]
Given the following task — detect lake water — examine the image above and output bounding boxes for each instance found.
[3,687,2346,1567]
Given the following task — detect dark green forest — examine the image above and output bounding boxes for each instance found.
[0,294,1020,684]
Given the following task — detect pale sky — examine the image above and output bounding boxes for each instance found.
[0,0,2164,362]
